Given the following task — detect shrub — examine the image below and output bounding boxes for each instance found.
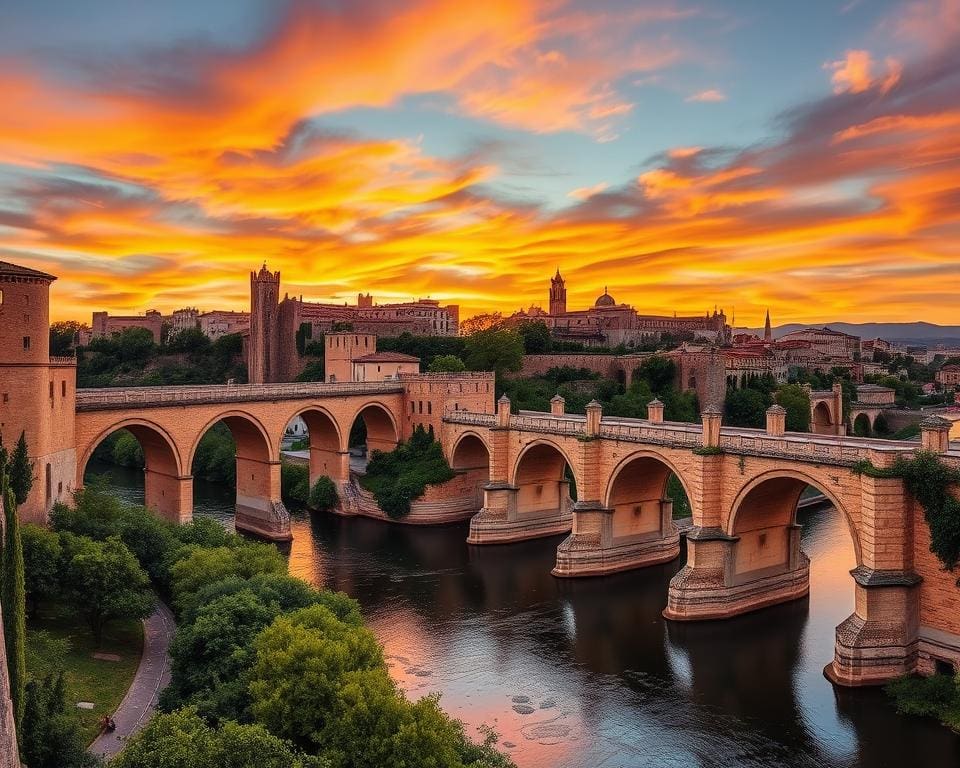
[281,462,310,506]
[309,476,339,512]
[360,426,454,519]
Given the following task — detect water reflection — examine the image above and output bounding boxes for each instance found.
[88,462,960,768]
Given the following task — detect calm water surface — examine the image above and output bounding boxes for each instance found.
[88,461,960,768]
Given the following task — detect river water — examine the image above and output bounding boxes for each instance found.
[87,460,960,768]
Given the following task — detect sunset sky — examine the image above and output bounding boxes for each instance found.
[2,0,959,324]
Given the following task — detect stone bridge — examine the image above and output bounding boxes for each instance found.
[441,396,960,686]
[75,376,496,539]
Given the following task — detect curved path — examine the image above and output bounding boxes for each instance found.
[89,601,174,760]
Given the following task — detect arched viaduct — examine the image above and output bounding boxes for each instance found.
[70,378,959,688]
[441,397,960,687]
[74,376,495,539]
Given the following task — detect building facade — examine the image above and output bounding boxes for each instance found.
[248,265,458,383]
[778,327,861,359]
[515,270,730,348]
[0,261,77,524]
[937,364,960,388]
[91,309,164,343]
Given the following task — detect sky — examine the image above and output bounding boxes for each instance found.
[1,0,959,325]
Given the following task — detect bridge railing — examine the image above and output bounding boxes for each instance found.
[444,411,497,426]
[445,408,927,465]
[76,381,404,410]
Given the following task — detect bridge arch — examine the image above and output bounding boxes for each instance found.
[284,405,345,483]
[603,450,694,516]
[811,401,834,433]
[450,431,491,472]
[348,400,400,456]
[187,410,276,470]
[510,439,578,526]
[726,468,863,577]
[78,418,185,523]
[852,412,873,437]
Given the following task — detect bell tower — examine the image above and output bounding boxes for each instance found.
[549,268,567,316]
[249,263,280,384]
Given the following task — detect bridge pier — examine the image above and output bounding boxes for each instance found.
[553,499,680,577]
[310,446,350,484]
[234,456,291,541]
[143,469,192,525]
[663,524,809,620]
[467,482,573,544]
[826,568,921,686]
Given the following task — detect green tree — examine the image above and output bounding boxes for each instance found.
[169,543,285,612]
[2,476,27,734]
[9,431,33,506]
[113,708,325,768]
[21,524,62,617]
[21,671,96,768]
[428,355,466,373]
[163,590,281,721]
[776,384,811,433]
[281,462,310,506]
[49,321,84,357]
[249,604,386,751]
[309,476,339,512]
[724,387,769,428]
[463,329,523,377]
[63,536,154,644]
[634,356,676,395]
[517,320,552,354]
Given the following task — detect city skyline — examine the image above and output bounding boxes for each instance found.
[2,0,959,324]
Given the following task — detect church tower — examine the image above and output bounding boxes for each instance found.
[764,309,772,342]
[549,268,567,316]
[249,264,280,384]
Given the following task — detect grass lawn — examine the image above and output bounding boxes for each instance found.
[26,601,144,743]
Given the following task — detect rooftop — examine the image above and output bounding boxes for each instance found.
[0,260,57,281]
[354,352,421,364]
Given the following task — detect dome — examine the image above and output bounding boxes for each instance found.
[594,287,616,307]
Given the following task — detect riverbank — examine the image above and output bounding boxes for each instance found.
[27,602,143,743]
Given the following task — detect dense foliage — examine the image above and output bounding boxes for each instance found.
[65,481,514,767]
[77,327,246,387]
[2,458,27,737]
[360,426,455,519]
[282,462,311,506]
[21,670,97,768]
[885,672,960,732]
[309,476,340,512]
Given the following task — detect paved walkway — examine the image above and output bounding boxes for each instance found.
[89,601,174,760]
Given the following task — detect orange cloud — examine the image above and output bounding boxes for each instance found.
[826,50,901,94]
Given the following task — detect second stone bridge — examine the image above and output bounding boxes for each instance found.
[442,395,960,688]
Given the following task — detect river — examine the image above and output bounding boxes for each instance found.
[86,459,960,768]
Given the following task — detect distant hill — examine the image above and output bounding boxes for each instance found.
[740,322,960,347]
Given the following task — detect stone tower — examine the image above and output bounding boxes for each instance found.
[764,309,772,342]
[0,261,77,524]
[549,268,566,316]
[249,264,280,384]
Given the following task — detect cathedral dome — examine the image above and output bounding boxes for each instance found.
[594,287,616,307]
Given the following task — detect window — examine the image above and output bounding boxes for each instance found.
[0,288,3,304]
[427,402,432,415]
[61,381,66,397]
[49,381,54,399]
[22,336,30,350]
[45,463,52,501]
